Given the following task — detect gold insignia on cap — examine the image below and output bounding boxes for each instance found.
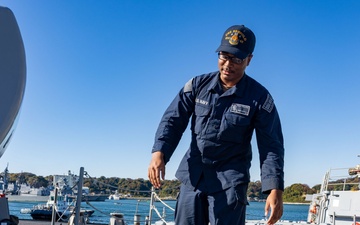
[225,29,247,46]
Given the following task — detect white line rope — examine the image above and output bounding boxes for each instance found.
[152,205,170,225]
[153,192,175,211]
[84,171,178,224]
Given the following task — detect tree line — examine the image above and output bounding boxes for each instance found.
[4,172,359,203]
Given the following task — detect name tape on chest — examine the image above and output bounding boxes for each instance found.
[195,98,209,105]
[230,103,250,116]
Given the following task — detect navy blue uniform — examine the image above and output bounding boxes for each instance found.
[152,71,284,224]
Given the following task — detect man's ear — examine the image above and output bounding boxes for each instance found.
[247,54,253,66]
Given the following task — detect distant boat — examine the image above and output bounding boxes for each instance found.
[108,190,128,200]
[68,186,108,202]
[22,191,71,221]
[68,193,108,202]
[21,190,94,222]
[1,165,51,200]
[53,171,108,202]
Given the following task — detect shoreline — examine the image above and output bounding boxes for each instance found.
[284,202,310,205]
[6,195,311,205]
[6,195,48,202]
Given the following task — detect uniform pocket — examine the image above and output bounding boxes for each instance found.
[193,104,211,135]
[225,184,248,210]
[219,112,251,143]
[234,184,249,206]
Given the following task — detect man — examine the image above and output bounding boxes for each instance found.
[148,24,284,225]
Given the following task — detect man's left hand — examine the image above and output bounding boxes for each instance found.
[265,189,283,225]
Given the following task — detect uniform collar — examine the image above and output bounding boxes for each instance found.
[208,72,248,97]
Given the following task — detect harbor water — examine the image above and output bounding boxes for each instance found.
[9,199,310,224]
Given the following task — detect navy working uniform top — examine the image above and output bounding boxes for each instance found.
[152,72,284,194]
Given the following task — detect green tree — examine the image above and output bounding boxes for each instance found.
[247,180,265,200]
[158,179,180,198]
[283,183,313,202]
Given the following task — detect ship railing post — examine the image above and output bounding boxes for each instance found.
[134,200,141,225]
[134,214,141,225]
[353,214,357,225]
[51,186,58,225]
[74,167,84,225]
[148,186,155,225]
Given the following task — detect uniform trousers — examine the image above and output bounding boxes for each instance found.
[174,178,248,225]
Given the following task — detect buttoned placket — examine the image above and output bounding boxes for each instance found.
[205,87,235,139]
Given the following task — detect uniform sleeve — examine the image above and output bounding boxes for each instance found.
[254,93,285,193]
[152,78,195,164]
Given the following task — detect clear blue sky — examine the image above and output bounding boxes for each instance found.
[1,1,360,188]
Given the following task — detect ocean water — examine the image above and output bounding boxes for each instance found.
[8,199,310,224]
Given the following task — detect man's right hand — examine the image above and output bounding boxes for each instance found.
[148,151,165,188]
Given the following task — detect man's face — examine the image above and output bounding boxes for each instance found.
[218,52,252,84]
